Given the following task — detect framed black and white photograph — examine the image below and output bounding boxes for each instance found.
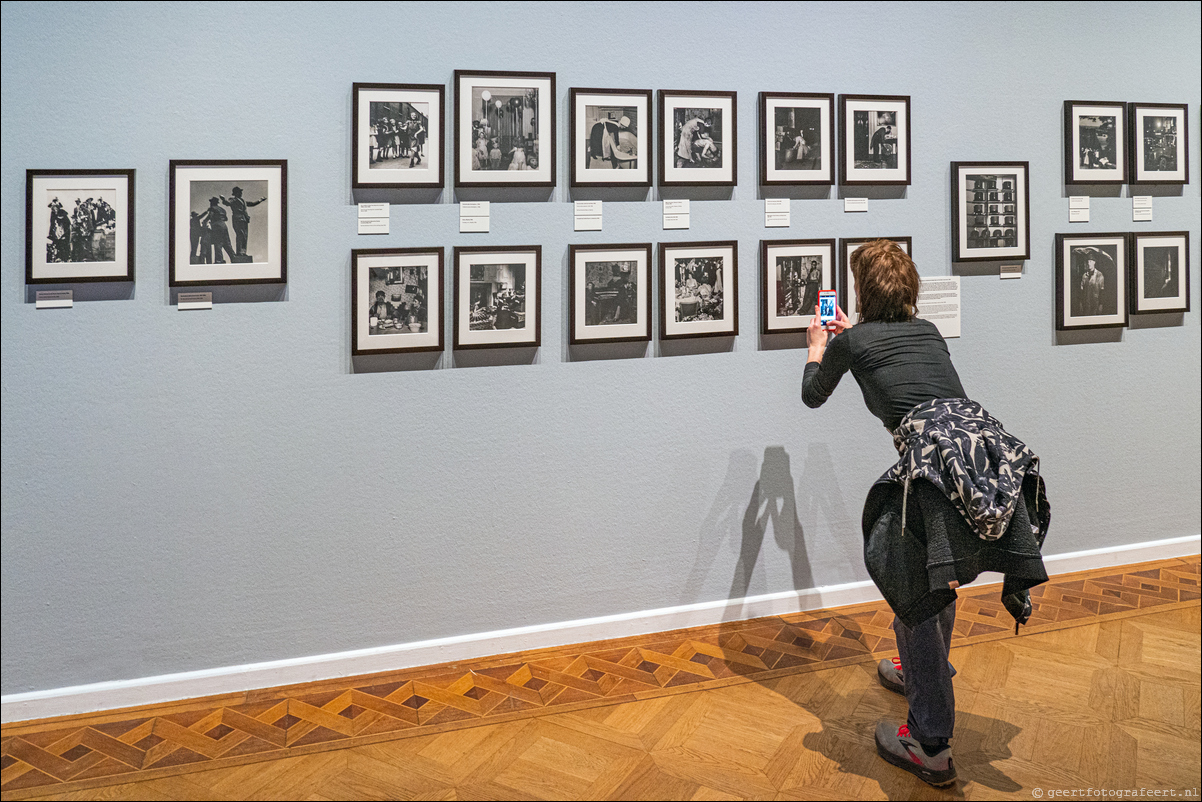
[351,247,444,356]
[1055,233,1128,330]
[762,238,836,334]
[839,94,910,185]
[839,237,911,325]
[570,88,651,188]
[25,169,135,284]
[660,240,738,339]
[658,90,737,186]
[352,83,444,190]
[951,161,1030,263]
[759,92,834,186]
[454,70,555,188]
[569,243,651,344]
[169,160,287,287]
[1130,231,1189,315]
[1064,101,1127,184]
[1129,102,1189,185]
[453,245,541,349]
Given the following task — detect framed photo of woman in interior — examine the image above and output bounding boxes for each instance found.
[453,245,541,349]
[839,94,910,185]
[1064,100,1127,184]
[1130,231,1189,315]
[759,92,834,186]
[570,88,651,188]
[660,240,738,339]
[839,236,911,325]
[1129,102,1189,185]
[25,168,135,284]
[352,83,444,190]
[569,243,651,344]
[1055,232,1128,330]
[761,238,836,334]
[951,161,1030,263]
[658,90,737,186]
[351,247,444,356]
[454,70,555,188]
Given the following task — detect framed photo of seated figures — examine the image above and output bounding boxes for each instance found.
[658,89,737,186]
[569,243,652,344]
[352,83,444,190]
[660,240,738,340]
[351,247,444,356]
[570,88,652,188]
[1129,102,1189,185]
[1064,101,1127,184]
[839,94,910,185]
[759,92,835,186]
[454,70,555,188]
[951,161,1030,263]
[839,236,911,325]
[761,238,836,334]
[1130,231,1189,315]
[453,245,541,349]
[1055,233,1128,330]
[169,160,287,287]
[26,169,135,284]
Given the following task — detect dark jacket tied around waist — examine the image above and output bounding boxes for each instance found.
[863,398,1051,629]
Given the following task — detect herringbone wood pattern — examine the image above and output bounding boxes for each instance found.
[3,556,1198,800]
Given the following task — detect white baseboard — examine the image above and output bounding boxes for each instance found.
[3,533,1197,725]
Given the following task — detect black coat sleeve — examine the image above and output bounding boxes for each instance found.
[802,331,852,409]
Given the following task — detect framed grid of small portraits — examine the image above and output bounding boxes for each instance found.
[762,238,836,334]
[839,94,911,185]
[26,169,135,284]
[1129,102,1189,185]
[570,88,652,188]
[352,83,444,190]
[453,245,541,349]
[759,92,835,186]
[1130,231,1189,315]
[569,243,652,344]
[839,237,912,325]
[351,247,444,356]
[169,160,287,287]
[658,90,737,186]
[660,240,738,340]
[1055,233,1128,330]
[951,161,1030,263]
[454,70,555,188]
[1064,101,1127,184]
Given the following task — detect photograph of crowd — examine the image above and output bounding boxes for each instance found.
[366,265,428,335]
[470,87,540,172]
[673,256,725,322]
[964,174,1019,250]
[1142,246,1179,300]
[584,105,638,170]
[1141,115,1178,172]
[1069,244,1119,317]
[187,180,268,265]
[674,107,723,168]
[1077,114,1118,170]
[775,255,823,317]
[368,101,429,170]
[583,260,637,326]
[43,190,118,263]
[469,263,526,330]
[852,110,897,169]
[774,106,821,171]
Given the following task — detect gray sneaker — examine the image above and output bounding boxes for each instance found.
[877,657,905,695]
[874,721,956,787]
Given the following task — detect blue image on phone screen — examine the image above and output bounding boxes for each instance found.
[819,294,835,322]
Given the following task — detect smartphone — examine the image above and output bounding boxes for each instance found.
[818,290,837,329]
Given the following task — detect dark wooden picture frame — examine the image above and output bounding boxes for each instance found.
[569,242,653,344]
[951,161,1031,263]
[26,168,136,284]
[569,88,652,188]
[658,89,738,187]
[453,245,542,349]
[1129,231,1190,315]
[759,92,835,186]
[761,238,837,334]
[453,70,556,189]
[659,240,739,340]
[351,247,445,356]
[1064,100,1128,185]
[839,94,911,186]
[1055,232,1129,330]
[352,82,445,190]
[1128,102,1189,185]
[839,236,912,324]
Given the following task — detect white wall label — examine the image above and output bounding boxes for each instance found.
[1132,196,1153,222]
[662,199,689,229]
[357,203,389,218]
[178,292,213,310]
[844,197,868,213]
[1069,195,1090,222]
[35,290,72,309]
[460,201,490,233]
[765,198,790,227]
[1000,264,1023,279]
[574,200,602,231]
[358,217,389,234]
[916,277,960,338]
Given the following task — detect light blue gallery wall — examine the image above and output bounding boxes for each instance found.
[2,2,1199,695]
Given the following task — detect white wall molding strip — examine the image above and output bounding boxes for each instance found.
[3,533,1197,725]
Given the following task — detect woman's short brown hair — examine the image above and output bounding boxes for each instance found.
[850,240,919,323]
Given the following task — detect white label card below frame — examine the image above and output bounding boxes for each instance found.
[663,213,690,230]
[1000,264,1023,280]
[460,201,490,233]
[357,203,389,218]
[358,217,389,235]
[1069,195,1090,222]
[663,199,689,228]
[765,198,790,227]
[178,292,213,310]
[1132,196,1153,222]
[35,290,73,309]
[844,197,868,213]
[574,200,602,231]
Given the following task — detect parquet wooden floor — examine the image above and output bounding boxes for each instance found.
[3,556,1198,800]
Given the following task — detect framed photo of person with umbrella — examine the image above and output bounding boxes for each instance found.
[1055,232,1128,330]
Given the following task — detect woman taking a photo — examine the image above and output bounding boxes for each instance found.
[802,239,1050,788]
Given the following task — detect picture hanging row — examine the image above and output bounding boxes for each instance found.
[1064,101,1190,185]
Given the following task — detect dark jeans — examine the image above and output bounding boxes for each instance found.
[893,600,957,743]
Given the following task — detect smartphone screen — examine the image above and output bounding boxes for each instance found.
[818,291,836,326]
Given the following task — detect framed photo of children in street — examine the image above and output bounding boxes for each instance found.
[1055,233,1128,330]
[352,83,444,190]
[453,245,541,349]
[169,160,287,287]
[839,95,910,185]
[660,241,738,339]
[759,92,834,186]
[951,162,1030,263]
[569,243,651,344]
[839,237,911,325]
[1129,102,1189,185]
[454,70,555,188]
[25,169,135,284]
[658,90,737,187]
[1063,101,1127,184]
[761,239,836,334]
[1130,231,1189,315]
[352,247,444,356]
[570,88,652,188]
